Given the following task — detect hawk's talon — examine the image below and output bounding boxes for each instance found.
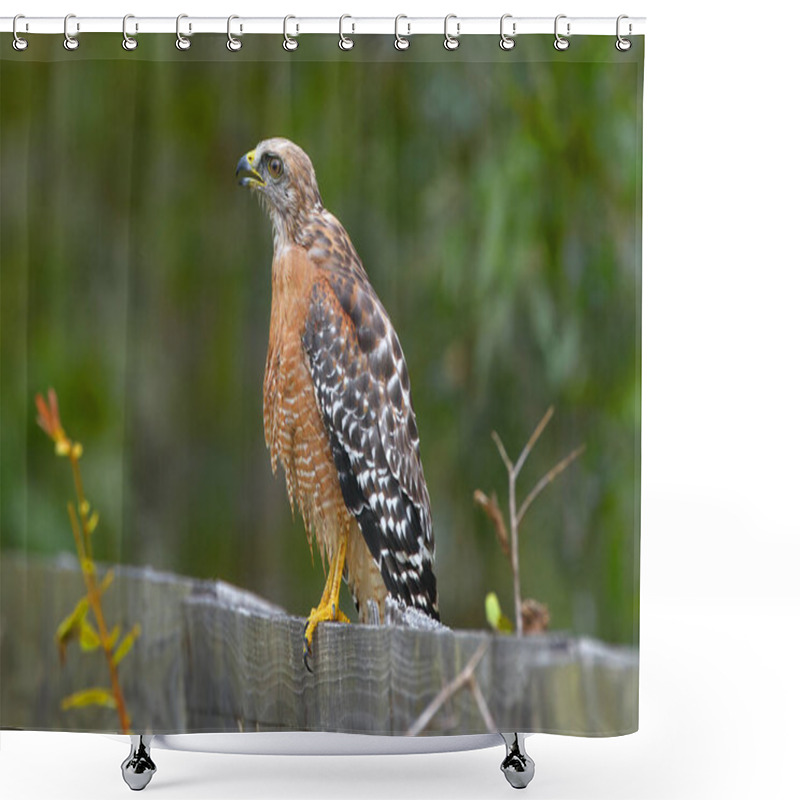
[302,599,351,672]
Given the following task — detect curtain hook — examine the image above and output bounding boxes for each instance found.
[499,14,516,50]
[283,15,298,51]
[394,15,410,51]
[227,15,243,51]
[122,15,138,51]
[12,14,29,51]
[443,14,460,51]
[63,13,79,51]
[339,14,354,50]
[554,14,570,51]
[175,14,191,50]
[616,15,632,51]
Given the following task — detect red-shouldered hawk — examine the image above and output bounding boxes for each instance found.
[236,138,439,667]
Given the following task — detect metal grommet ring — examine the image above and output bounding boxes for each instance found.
[63,13,79,51]
[227,15,242,51]
[283,15,298,51]
[615,14,632,51]
[12,14,29,51]
[122,14,138,51]
[339,14,354,50]
[499,14,515,50]
[443,14,460,51]
[176,14,191,50]
[554,14,570,51]
[394,15,410,51]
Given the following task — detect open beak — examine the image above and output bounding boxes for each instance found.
[236,151,265,188]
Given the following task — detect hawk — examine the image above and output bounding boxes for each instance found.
[236,138,439,665]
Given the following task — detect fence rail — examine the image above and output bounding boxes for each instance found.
[0,553,637,736]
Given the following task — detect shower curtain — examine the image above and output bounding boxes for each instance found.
[0,29,643,740]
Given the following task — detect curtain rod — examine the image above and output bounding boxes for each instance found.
[1,16,646,38]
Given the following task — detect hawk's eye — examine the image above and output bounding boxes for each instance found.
[266,157,284,179]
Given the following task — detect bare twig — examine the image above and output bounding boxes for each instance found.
[490,431,513,473]
[516,444,586,527]
[406,640,490,736]
[484,407,584,636]
[507,463,523,634]
[513,405,554,478]
[473,490,510,560]
[468,674,497,732]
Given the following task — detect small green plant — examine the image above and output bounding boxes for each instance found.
[35,388,140,733]
[475,406,584,635]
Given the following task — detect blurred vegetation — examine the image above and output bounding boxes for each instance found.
[1,35,642,644]
[35,388,140,733]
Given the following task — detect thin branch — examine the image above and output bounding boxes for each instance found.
[484,408,582,636]
[468,674,497,732]
[67,502,87,564]
[473,490,510,561]
[513,405,554,478]
[36,389,132,734]
[406,640,490,736]
[516,444,586,527]
[508,464,522,635]
[490,431,513,474]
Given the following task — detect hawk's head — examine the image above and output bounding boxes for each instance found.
[236,137,323,245]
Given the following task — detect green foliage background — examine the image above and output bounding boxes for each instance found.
[1,35,642,643]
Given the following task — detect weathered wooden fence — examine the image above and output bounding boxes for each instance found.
[0,553,638,736]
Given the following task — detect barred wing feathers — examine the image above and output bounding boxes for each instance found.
[302,271,439,620]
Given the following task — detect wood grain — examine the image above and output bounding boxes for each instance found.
[0,554,637,736]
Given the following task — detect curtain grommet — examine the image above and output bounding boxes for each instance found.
[444,14,460,51]
[176,14,191,51]
[283,16,299,51]
[122,15,138,51]
[227,15,243,52]
[12,14,29,51]
[554,14,570,51]
[615,15,632,51]
[499,14,516,51]
[394,15,410,51]
[63,13,79,51]
[339,15,354,51]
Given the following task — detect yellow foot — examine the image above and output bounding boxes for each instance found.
[303,602,350,672]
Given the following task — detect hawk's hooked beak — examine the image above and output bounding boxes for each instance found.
[236,151,265,188]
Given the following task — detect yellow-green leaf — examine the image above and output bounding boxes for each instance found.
[485,592,502,628]
[86,511,99,534]
[106,625,121,650]
[79,619,101,651]
[56,596,90,662]
[79,499,91,516]
[497,615,513,632]
[99,568,114,592]
[56,596,89,642]
[61,687,117,711]
[112,623,141,666]
[81,557,96,576]
[485,592,513,633]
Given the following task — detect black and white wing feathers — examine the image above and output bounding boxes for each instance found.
[302,271,439,620]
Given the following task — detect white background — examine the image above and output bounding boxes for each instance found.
[2,1,799,798]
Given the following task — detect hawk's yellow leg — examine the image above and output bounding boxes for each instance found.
[303,535,350,669]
